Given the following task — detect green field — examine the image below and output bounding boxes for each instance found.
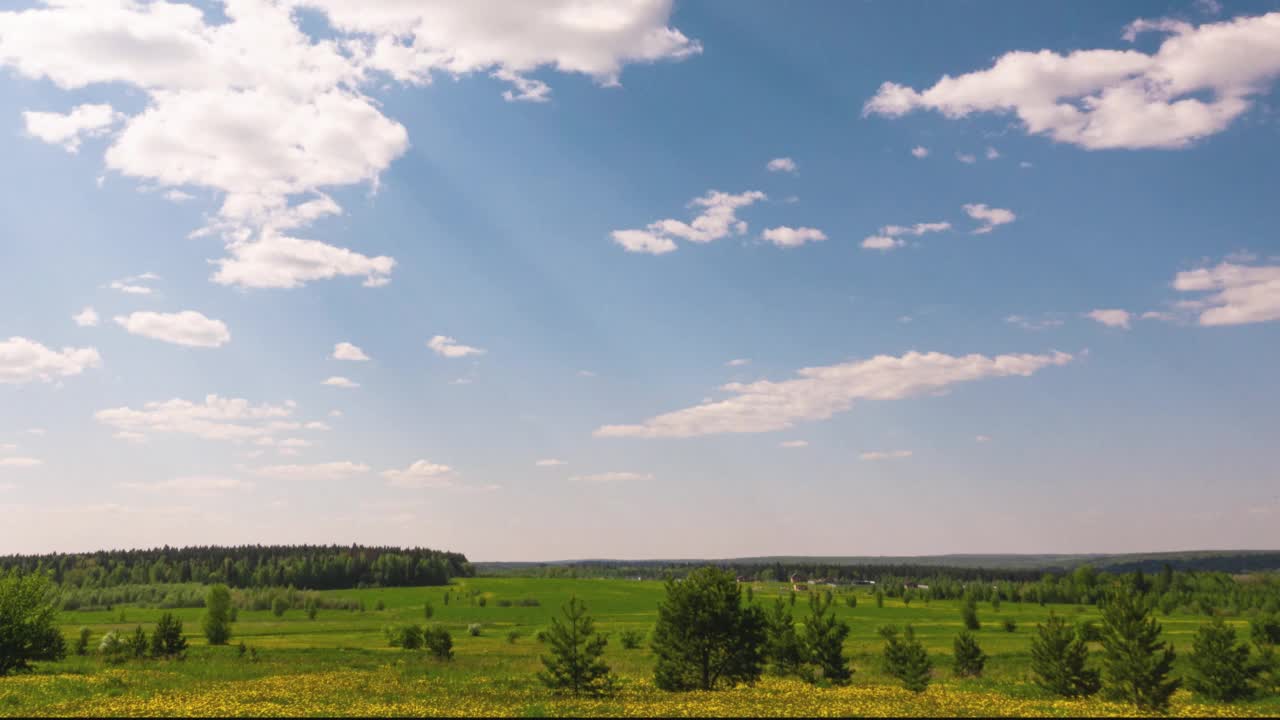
[3,578,1277,717]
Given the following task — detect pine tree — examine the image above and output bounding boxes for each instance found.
[538,597,614,696]
[763,598,805,677]
[803,592,852,685]
[880,624,932,692]
[1252,613,1280,694]
[1099,588,1179,712]
[127,625,148,659]
[150,612,187,659]
[953,630,987,678]
[651,567,767,691]
[1029,614,1100,697]
[424,625,453,661]
[961,597,981,631]
[1187,618,1260,702]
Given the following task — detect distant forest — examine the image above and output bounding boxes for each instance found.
[0,545,473,590]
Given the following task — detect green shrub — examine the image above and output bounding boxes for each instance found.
[619,630,644,650]
[961,598,981,632]
[0,570,67,675]
[424,626,453,660]
[1002,618,1017,633]
[150,612,187,659]
[468,623,482,637]
[74,628,92,656]
[202,585,233,645]
[507,630,521,644]
[126,626,148,659]
[271,597,287,618]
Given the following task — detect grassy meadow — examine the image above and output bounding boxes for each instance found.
[3,577,1278,717]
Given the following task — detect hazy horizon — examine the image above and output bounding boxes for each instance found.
[3,0,1279,560]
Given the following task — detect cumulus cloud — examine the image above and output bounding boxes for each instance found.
[428,335,486,358]
[322,376,360,389]
[861,236,904,251]
[985,146,1001,160]
[761,226,827,248]
[570,471,653,483]
[956,152,977,164]
[975,434,992,442]
[611,190,766,254]
[860,450,913,461]
[72,307,99,327]
[911,146,929,158]
[766,157,797,173]
[0,337,101,385]
[254,461,370,481]
[1086,308,1132,329]
[1173,262,1280,325]
[595,350,1072,438]
[536,458,567,467]
[0,1,700,288]
[333,342,369,361]
[779,440,808,448]
[211,232,395,289]
[382,460,455,488]
[95,395,298,443]
[862,220,950,251]
[22,103,120,153]
[864,13,1280,150]
[963,204,1016,234]
[726,358,751,367]
[114,311,230,348]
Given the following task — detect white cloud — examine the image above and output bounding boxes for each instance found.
[611,190,766,254]
[72,307,99,327]
[333,342,370,362]
[576,370,597,378]
[911,145,929,158]
[766,157,797,173]
[864,13,1280,150]
[0,444,15,452]
[0,457,43,468]
[975,434,992,443]
[1019,161,1034,168]
[1140,310,1178,323]
[119,475,252,496]
[761,226,826,248]
[860,450,913,461]
[428,335,486,358]
[382,460,454,488]
[595,349,1072,438]
[107,273,160,295]
[254,461,370,481]
[536,458,567,467]
[322,376,360,389]
[164,189,195,203]
[985,146,1001,160]
[610,229,677,255]
[304,421,331,431]
[328,410,344,418]
[956,152,976,164]
[1173,262,1280,325]
[114,311,230,348]
[0,337,101,385]
[1005,314,1065,331]
[862,221,950,251]
[570,471,653,483]
[24,429,46,436]
[779,440,809,448]
[882,221,952,237]
[726,358,751,367]
[861,236,904,251]
[1086,308,1132,329]
[0,1,700,289]
[963,204,1016,234]
[96,395,297,443]
[22,103,120,153]
[211,232,395,289]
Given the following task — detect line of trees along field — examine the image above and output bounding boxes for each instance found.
[0,545,473,590]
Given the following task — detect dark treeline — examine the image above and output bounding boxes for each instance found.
[0,545,473,590]
[485,561,1280,617]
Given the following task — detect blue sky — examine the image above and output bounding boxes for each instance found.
[1,0,1278,560]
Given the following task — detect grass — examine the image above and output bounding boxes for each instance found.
[3,578,1277,717]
